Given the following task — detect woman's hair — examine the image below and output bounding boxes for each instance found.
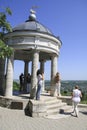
[75,85,79,89]
[56,72,59,75]
[37,69,43,76]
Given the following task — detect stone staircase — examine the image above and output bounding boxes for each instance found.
[17,93,72,117]
[6,93,72,118]
[42,96,72,116]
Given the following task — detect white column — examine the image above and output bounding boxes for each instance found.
[50,55,58,96]
[40,60,45,92]
[30,50,39,99]
[5,53,14,97]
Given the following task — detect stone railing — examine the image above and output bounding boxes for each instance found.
[58,96,72,105]
[58,96,87,107]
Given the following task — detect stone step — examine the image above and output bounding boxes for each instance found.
[46,102,67,110]
[45,113,71,119]
[47,107,59,115]
[47,105,72,116]
[45,99,62,105]
[43,94,72,116]
[59,105,73,114]
[41,96,57,102]
[46,101,68,115]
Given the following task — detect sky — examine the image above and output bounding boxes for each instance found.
[0,0,87,80]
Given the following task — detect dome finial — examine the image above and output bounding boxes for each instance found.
[29,6,38,21]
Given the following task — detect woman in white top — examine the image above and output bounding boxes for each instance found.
[72,85,82,117]
[36,70,44,100]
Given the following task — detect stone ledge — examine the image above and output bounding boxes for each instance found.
[0,96,23,109]
[58,96,87,107]
[0,96,12,108]
[78,104,87,108]
[58,96,72,105]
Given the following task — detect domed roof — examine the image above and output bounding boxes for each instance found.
[13,21,53,35]
[13,9,53,35]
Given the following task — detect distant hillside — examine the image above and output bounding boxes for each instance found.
[14,79,19,83]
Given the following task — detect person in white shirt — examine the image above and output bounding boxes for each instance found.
[72,85,82,117]
[36,70,44,100]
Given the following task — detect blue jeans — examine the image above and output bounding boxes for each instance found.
[36,84,42,100]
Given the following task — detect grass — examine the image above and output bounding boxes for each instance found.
[81,100,87,104]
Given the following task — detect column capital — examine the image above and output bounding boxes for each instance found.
[51,54,58,59]
[33,49,40,53]
[39,59,46,62]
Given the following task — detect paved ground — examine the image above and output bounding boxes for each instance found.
[0,106,87,130]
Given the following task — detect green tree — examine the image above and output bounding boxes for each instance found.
[0,7,13,58]
[0,7,13,95]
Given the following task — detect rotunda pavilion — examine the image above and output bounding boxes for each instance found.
[3,9,62,99]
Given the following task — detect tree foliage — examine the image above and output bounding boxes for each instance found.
[0,7,13,58]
